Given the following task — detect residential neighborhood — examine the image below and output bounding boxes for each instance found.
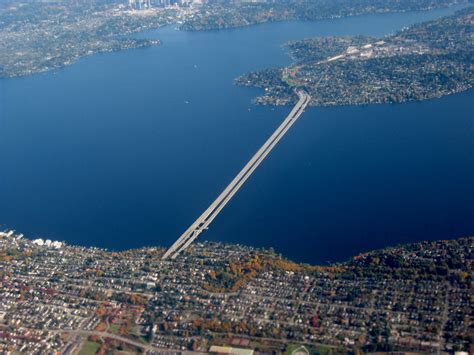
[1,230,472,353]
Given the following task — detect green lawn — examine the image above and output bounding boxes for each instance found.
[109,323,121,334]
[78,340,100,355]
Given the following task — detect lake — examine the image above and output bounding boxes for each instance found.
[0,5,472,264]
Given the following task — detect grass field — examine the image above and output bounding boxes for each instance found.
[78,340,100,355]
[109,323,121,334]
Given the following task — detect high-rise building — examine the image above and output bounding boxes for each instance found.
[128,0,152,10]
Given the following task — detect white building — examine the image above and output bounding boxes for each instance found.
[128,0,152,10]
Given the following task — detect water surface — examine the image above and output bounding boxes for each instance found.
[0,6,472,263]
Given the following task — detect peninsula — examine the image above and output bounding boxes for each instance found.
[236,8,474,106]
[0,0,468,78]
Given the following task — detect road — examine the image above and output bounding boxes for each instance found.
[17,326,205,354]
[35,328,158,353]
[163,91,311,259]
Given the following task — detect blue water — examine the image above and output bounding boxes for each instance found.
[0,6,472,264]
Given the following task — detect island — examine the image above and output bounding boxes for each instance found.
[1,230,471,353]
[235,8,474,106]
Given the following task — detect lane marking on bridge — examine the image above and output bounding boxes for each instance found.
[163,91,311,260]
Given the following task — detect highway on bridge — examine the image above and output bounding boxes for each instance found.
[162,91,311,260]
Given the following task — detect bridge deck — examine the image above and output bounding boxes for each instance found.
[162,91,311,260]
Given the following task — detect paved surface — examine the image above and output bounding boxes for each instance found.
[163,91,311,259]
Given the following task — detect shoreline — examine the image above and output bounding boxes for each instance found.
[0,3,469,80]
[2,228,472,353]
[2,228,471,267]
